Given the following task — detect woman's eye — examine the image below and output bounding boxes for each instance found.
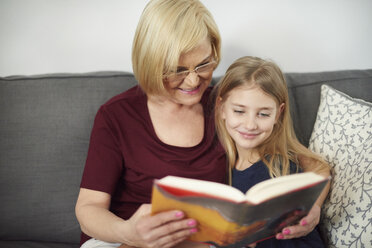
[198,62,209,67]
[176,68,188,73]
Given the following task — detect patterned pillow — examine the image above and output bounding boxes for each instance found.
[309,85,372,248]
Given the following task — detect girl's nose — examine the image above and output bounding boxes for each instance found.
[245,116,258,130]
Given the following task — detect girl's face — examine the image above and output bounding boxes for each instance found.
[221,85,283,153]
[163,37,214,106]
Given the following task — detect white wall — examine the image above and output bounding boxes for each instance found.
[1,0,371,77]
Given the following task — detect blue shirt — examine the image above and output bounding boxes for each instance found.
[232,160,325,248]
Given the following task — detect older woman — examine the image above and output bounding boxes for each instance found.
[75,1,329,248]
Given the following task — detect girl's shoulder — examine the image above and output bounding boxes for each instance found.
[289,160,303,174]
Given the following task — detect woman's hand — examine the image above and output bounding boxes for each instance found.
[76,188,197,248]
[275,204,320,240]
[124,204,198,248]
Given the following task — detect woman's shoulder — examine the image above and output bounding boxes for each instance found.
[103,85,145,107]
[202,86,215,115]
[95,85,148,122]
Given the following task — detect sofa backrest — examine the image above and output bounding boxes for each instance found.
[0,69,371,244]
[0,72,136,244]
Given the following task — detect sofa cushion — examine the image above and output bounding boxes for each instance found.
[0,72,136,244]
[0,240,78,248]
[285,69,372,146]
[309,85,372,247]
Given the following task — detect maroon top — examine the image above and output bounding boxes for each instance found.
[80,86,227,244]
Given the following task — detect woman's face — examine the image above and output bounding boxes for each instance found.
[163,37,214,106]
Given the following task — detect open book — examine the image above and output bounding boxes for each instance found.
[151,172,330,248]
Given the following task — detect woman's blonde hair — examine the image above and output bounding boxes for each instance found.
[132,0,221,95]
[214,56,329,179]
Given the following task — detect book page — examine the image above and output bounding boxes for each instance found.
[157,176,246,202]
[245,172,325,204]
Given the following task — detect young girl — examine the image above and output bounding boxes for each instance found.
[214,56,329,247]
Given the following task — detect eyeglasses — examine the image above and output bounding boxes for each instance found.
[163,60,217,84]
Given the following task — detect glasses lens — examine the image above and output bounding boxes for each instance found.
[166,71,188,83]
[196,61,216,74]
[165,61,216,83]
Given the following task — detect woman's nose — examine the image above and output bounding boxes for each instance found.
[184,71,199,87]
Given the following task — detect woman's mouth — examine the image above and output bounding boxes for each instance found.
[178,85,201,95]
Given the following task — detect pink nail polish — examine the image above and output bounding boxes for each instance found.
[175,211,184,218]
[190,228,197,233]
[277,234,284,239]
[283,229,291,235]
[301,220,308,226]
[187,220,196,226]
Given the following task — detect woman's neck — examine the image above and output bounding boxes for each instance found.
[147,94,204,147]
[147,94,201,113]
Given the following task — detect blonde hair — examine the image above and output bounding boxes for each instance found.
[214,56,329,179]
[132,0,221,95]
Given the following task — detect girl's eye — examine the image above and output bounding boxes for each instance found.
[258,112,270,117]
[233,110,244,114]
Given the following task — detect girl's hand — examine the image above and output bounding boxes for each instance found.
[124,204,198,248]
[245,243,256,247]
[276,204,320,240]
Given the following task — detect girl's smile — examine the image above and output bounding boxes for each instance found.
[238,131,261,139]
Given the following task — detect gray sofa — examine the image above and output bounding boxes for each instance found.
[1,69,371,248]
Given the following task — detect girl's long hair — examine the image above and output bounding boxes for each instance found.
[213,56,329,180]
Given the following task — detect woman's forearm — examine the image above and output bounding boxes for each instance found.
[76,203,130,244]
[75,188,134,245]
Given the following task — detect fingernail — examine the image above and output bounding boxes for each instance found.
[187,220,196,226]
[175,211,184,218]
[301,220,307,226]
[190,228,198,233]
[277,234,284,239]
[283,229,291,235]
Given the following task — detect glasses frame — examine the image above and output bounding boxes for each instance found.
[163,59,217,83]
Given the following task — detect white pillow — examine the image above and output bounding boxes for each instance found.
[309,85,372,248]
